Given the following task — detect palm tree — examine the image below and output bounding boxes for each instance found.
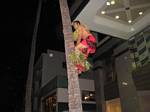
[59,0,83,112]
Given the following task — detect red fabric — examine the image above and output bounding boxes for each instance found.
[80,35,96,56]
[75,35,96,74]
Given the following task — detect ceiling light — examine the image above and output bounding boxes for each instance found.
[122,82,128,86]
[139,11,143,15]
[101,11,106,14]
[131,27,135,31]
[106,2,111,6]
[115,15,119,19]
[84,96,89,100]
[111,0,115,5]
[128,20,132,23]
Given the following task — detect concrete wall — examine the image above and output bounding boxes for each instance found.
[57,79,95,103]
[79,78,95,91]
[114,42,141,112]
[41,50,67,87]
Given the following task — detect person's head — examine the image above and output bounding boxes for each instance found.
[72,20,81,30]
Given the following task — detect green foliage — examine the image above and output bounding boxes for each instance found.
[68,50,92,72]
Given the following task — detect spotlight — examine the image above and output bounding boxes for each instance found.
[111,0,115,5]
[139,11,143,15]
[115,15,119,19]
[106,2,111,6]
[101,11,106,14]
[128,20,132,23]
[122,82,128,86]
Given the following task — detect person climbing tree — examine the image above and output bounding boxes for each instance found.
[69,20,96,74]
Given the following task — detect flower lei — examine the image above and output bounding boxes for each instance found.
[69,50,92,73]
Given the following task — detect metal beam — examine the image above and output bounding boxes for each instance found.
[69,0,89,20]
[94,38,122,60]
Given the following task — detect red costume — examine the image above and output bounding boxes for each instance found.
[80,34,96,57]
[75,34,96,73]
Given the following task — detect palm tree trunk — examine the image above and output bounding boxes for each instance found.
[24,0,42,112]
[59,0,83,112]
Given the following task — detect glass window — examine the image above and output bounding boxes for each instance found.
[43,94,57,112]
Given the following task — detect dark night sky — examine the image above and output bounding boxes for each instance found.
[0,0,66,111]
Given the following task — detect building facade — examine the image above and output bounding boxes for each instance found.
[32,50,96,112]
[32,26,150,112]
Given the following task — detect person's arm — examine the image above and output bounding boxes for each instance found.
[76,36,81,46]
[76,28,82,45]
